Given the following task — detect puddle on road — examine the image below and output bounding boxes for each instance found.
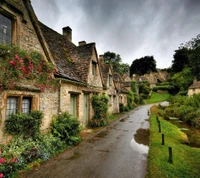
[95,130,108,138]
[120,117,128,122]
[130,128,150,154]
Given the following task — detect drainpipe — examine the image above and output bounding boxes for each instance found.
[59,80,62,113]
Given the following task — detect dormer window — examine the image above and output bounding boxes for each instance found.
[92,61,97,75]
[0,14,12,45]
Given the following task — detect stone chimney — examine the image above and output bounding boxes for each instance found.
[78,41,86,46]
[62,26,72,42]
[99,55,104,64]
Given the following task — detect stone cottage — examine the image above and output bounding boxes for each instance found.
[98,55,119,114]
[39,21,104,127]
[0,0,130,142]
[188,81,200,96]
[113,72,129,107]
[0,0,59,142]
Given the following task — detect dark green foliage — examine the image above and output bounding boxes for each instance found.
[158,94,200,126]
[171,47,189,73]
[89,94,109,127]
[170,67,193,92]
[189,46,200,80]
[130,56,157,76]
[127,91,134,110]
[0,134,65,177]
[119,103,124,113]
[138,81,151,100]
[5,110,43,138]
[51,112,81,146]
[103,51,130,75]
[153,85,175,94]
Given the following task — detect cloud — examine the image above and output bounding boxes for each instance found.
[31,0,200,68]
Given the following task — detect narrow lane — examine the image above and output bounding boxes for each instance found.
[25,105,152,178]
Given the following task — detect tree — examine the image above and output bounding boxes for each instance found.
[103,51,130,75]
[130,56,157,76]
[189,46,200,80]
[170,67,193,92]
[171,47,189,73]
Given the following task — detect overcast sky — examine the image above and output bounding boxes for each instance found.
[31,0,200,69]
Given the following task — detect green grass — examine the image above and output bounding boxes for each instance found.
[145,92,171,104]
[147,114,200,178]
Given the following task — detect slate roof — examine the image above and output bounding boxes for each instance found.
[189,82,200,89]
[113,72,123,83]
[39,22,94,83]
[99,62,110,88]
[75,43,96,82]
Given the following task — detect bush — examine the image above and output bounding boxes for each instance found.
[89,94,109,127]
[119,103,124,113]
[123,106,129,112]
[5,110,43,138]
[51,112,81,146]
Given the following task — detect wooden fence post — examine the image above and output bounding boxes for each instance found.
[162,134,165,145]
[168,147,173,163]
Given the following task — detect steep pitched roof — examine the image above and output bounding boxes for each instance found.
[189,82,200,89]
[75,43,95,82]
[39,22,84,82]
[99,62,110,88]
[113,72,123,83]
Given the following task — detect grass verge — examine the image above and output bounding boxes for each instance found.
[147,111,200,178]
[145,92,171,104]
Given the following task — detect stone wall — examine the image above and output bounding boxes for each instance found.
[1,0,46,57]
[87,49,103,88]
[39,89,59,132]
[0,90,40,143]
[188,88,200,96]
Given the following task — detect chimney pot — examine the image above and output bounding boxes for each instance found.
[62,26,72,42]
[78,41,86,46]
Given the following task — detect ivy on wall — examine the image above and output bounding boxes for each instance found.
[0,45,57,92]
[89,94,109,127]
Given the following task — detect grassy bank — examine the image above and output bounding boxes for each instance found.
[145,92,171,104]
[147,111,200,177]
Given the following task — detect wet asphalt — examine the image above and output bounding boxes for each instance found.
[25,105,152,178]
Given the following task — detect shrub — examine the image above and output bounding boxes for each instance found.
[5,110,43,138]
[119,103,124,113]
[89,94,109,127]
[51,112,81,146]
[123,106,129,112]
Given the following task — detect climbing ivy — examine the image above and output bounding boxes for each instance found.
[89,94,109,127]
[0,45,58,92]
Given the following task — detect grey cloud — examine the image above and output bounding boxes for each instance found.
[31,0,200,68]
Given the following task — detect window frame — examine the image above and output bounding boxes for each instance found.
[6,96,33,119]
[0,13,12,45]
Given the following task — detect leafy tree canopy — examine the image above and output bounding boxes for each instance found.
[130,56,157,76]
[171,47,189,73]
[170,67,193,92]
[103,51,130,75]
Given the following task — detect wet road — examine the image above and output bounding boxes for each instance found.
[25,105,151,178]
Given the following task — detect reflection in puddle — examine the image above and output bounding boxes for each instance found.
[130,138,149,155]
[130,128,150,155]
[134,128,149,146]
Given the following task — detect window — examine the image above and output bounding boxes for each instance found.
[0,14,12,45]
[109,75,113,86]
[6,96,32,119]
[92,61,96,75]
[6,97,18,119]
[22,97,32,114]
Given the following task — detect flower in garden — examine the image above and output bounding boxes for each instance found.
[9,60,16,66]
[0,158,6,164]
[0,173,4,178]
